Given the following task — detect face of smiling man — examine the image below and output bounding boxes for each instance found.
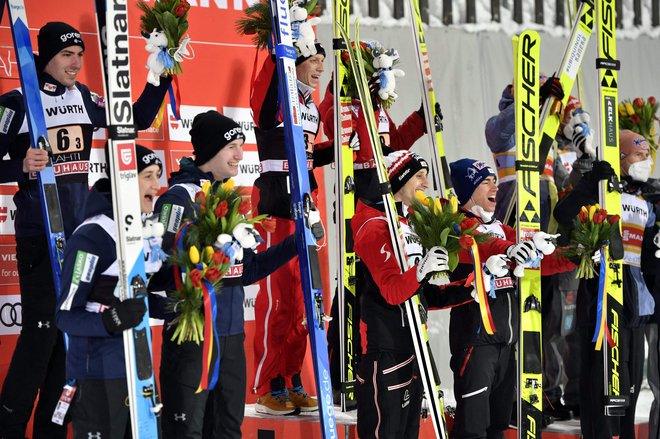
[464,176,498,212]
[295,54,324,89]
[43,46,84,87]
[201,139,245,181]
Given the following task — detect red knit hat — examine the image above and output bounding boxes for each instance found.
[619,129,650,157]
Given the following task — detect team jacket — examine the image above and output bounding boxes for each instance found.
[150,157,299,337]
[250,57,334,219]
[318,85,426,201]
[55,179,164,380]
[555,173,657,328]
[352,200,473,354]
[0,72,170,238]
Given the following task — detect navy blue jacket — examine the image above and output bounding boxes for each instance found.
[0,72,170,238]
[55,179,164,380]
[151,157,298,337]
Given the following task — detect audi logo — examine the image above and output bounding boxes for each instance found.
[0,302,22,327]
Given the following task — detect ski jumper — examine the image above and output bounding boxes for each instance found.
[352,199,472,439]
[55,179,165,439]
[249,57,333,394]
[0,71,169,439]
[150,158,298,438]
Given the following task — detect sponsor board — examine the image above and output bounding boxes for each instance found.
[0,295,21,335]
[0,244,18,286]
[0,195,17,235]
[222,106,256,144]
[243,284,258,321]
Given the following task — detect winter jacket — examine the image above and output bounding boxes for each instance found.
[352,200,473,354]
[318,84,426,201]
[0,72,170,238]
[250,57,333,219]
[55,179,164,380]
[150,157,299,337]
[555,172,657,328]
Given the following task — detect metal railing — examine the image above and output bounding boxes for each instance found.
[318,0,660,28]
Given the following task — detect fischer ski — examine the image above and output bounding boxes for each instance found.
[338,20,448,439]
[503,0,594,225]
[404,0,454,199]
[5,0,66,294]
[595,0,627,417]
[268,0,337,436]
[94,0,162,436]
[332,0,358,412]
[513,30,543,439]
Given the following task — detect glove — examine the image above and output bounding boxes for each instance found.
[592,248,602,264]
[102,298,147,334]
[417,102,442,134]
[506,241,537,266]
[589,160,616,183]
[563,109,595,158]
[485,254,509,277]
[532,232,560,255]
[539,75,565,102]
[232,223,262,250]
[654,230,660,258]
[416,246,449,283]
[306,203,325,241]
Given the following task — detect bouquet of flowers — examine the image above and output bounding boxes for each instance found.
[137,0,191,76]
[561,204,620,280]
[407,192,491,282]
[619,96,659,153]
[169,179,265,344]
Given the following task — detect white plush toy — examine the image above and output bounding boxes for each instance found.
[290,1,321,58]
[144,29,169,87]
[372,48,405,101]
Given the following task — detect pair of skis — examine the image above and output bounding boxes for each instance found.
[268,0,338,437]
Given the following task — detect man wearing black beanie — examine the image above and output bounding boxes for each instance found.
[0,20,171,439]
[150,110,311,438]
[249,33,332,415]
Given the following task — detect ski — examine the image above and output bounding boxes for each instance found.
[503,0,594,224]
[93,0,162,436]
[5,0,66,295]
[338,20,448,439]
[595,0,627,417]
[513,30,543,439]
[332,0,357,412]
[404,0,454,199]
[268,0,337,436]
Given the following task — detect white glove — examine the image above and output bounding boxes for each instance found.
[506,241,537,266]
[306,204,325,241]
[592,249,602,264]
[232,223,261,250]
[653,230,660,258]
[485,254,509,277]
[532,232,560,255]
[563,109,595,159]
[470,268,494,304]
[416,246,449,283]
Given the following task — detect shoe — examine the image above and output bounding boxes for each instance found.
[255,390,297,415]
[545,400,572,421]
[289,386,318,412]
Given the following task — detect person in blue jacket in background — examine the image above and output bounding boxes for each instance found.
[55,144,166,439]
[151,110,315,439]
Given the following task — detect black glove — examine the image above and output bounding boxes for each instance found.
[416,102,424,119]
[590,160,615,182]
[102,298,147,334]
[417,102,443,134]
[539,75,564,103]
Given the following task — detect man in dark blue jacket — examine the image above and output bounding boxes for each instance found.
[0,22,170,439]
[152,110,305,439]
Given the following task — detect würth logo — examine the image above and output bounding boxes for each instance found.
[118,144,136,171]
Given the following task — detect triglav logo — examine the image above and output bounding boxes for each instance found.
[118,143,136,171]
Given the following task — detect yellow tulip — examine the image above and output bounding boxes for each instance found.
[625,102,635,116]
[204,246,214,260]
[189,246,200,264]
[450,196,458,213]
[580,205,588,216]
[433,197,443,215]
[414,191,430,206]
[588,205,596,221]
[618,103,627,116]
[201,180,211,195]
[222,179,235,191]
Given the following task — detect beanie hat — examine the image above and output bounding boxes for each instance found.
[296,42,326,65]
[385,151,429,195]
[104,143,162,177]
[189,110,245,166]
[37,22,85,71]
[619,129,650,158]
[449,158,497,205]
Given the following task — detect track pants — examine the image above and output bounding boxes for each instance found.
[647,323,660,439]
[71,379,131,439]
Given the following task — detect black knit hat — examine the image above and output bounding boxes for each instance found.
[190,110,245,166]
[36,22,85,71]
[105,143,162,177]
[296,42,326,65]
[385,151,429,195]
